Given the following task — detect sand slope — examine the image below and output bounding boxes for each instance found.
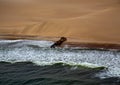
[0,0,120,44]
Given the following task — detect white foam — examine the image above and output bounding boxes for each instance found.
[0,40,22,43]
[0,40,54,47]
[0,40,120,78]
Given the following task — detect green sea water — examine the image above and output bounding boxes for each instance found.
[0,40,120,85]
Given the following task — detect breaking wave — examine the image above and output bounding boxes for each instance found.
[0,40,120,78]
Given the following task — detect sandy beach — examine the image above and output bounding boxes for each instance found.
[1,1,120,84]
[0,0,120,45]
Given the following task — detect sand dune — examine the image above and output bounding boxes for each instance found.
[0,0,120,44]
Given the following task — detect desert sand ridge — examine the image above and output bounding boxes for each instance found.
[0,0,120,44]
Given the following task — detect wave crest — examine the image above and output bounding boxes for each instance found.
[0,40,120,78]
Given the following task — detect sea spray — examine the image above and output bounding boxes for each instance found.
[0,40,120,78]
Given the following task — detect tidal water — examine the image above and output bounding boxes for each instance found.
[0,40,120,85]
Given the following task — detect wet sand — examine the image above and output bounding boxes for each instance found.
[0,0,120,48]
[0,34,120,50]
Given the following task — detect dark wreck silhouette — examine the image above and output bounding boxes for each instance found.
[50,37,67,48]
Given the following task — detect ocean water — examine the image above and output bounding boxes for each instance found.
[0,40,120,85]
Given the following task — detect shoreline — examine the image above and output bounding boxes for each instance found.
[0,34,120,50]
[0,0,120,50]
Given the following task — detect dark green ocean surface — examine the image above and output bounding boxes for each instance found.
[0,62,119,85]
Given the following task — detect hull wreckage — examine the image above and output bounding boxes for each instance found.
[50,37,67,48]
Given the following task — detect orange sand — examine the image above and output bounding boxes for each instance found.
[0,0,120,44]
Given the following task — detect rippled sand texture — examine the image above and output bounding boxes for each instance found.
[0,0,120,43]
